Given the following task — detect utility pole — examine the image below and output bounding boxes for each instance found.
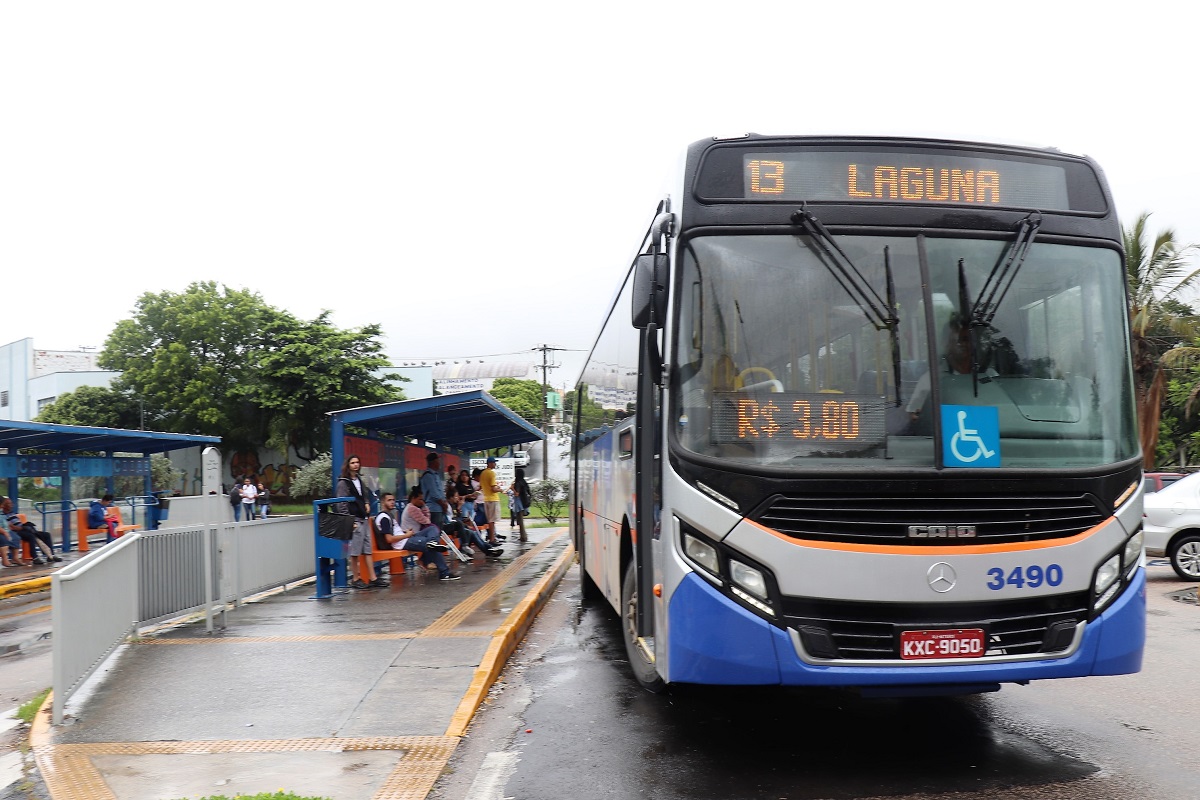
[532,344,568,482]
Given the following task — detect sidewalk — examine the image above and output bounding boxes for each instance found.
[28,526,574,800]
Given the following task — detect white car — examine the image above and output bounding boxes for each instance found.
[512,450,530,468]
[1142,471,1200,580]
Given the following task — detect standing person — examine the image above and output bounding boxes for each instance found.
[336,455,374,590]
[445,464,458,501]
[256,482,271,518]
[239,477,258,521]
[229,481,243,522]
[419,452,450,528]
[508,484,523,527]
[479,456,503,546]
[88,494,120,542]
[511,467,531,543]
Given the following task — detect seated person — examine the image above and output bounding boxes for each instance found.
[88,495,120,542]
[386,489,459,581]
[455,491,502,558]
[906,315,999,425]
[0,498,29,567]
[1,496,60,565]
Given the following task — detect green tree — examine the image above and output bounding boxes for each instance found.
[489,378,544,426]
[100,282,272,446]
[242,311,403,460]
[35,385,143,430]
[1125,213,1200,468]
[99,281,402,457]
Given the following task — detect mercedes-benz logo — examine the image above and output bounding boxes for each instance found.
[927,562,957,593]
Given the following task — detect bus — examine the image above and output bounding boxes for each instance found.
[570,135,1145,695]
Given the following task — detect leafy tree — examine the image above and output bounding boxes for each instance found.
[36,385,143,430]
[241,311,402,460]
[1124,213,1200,468]
[529,478,568,523]
[489,378,544,426]
[99,281,402,457]
[100,282,272,446]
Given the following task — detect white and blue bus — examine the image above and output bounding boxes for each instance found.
[570,135,1145,694]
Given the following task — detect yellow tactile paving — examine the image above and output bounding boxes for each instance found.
[421,530,564,636]
[134,632,422,644]
[35,736,458,800]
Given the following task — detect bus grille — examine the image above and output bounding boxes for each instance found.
[754,493,1105,544]
[780,594,1090,660]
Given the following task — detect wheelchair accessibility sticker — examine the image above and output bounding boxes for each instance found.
[941,405,1000,467]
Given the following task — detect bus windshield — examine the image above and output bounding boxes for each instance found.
[671,233,1137,469]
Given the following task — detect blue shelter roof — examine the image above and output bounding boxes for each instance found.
[0,420,220,455]
[328,390,545,452]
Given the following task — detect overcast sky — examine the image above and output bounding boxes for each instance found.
[4,1,1199,391]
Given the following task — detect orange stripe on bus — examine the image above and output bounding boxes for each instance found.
[743,517,1108,555]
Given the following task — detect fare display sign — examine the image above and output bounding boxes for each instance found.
[710,392,887,448]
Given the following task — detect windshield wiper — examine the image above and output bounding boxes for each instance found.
[972,212,1041,327]
[792,206,902,405]
[791,206,897,332]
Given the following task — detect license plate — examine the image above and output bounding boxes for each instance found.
[899,628,985,660]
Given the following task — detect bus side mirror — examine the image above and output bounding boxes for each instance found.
[632,253,668,330]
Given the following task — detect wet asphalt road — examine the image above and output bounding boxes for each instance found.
[439,562,1200,800]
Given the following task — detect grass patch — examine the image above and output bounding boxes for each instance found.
[16,688,50,725]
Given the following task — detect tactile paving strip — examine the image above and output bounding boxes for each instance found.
[35,736,458,800]
[422,530,564,636]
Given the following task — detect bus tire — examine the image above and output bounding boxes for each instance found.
[622,560,666,693]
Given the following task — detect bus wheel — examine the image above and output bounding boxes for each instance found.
[622,560,666,693]
[1169,533,1200,580]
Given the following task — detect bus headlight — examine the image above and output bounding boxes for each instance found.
[1123,530,1144,576]
[1093,554,1121,610]
[730,560,768,601]
[683,533,720,576]
[729,559,774,616]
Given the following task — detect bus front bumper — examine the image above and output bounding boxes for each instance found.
[666,568,1145,687]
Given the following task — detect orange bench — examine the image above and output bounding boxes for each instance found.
[356,518,457,583]
[75,506,140,552]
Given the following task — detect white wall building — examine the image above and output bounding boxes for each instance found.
[0,338,120,421]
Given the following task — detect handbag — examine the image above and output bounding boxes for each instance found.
[318,510,356,540]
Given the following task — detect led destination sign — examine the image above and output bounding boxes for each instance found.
[711,392,887,448]
[743,151,1069,209]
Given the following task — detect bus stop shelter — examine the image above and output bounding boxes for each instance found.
[328,390,546,498]
[0,420,221,550]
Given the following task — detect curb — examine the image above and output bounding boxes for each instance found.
[0,578,51,600]
[444,543,575,738]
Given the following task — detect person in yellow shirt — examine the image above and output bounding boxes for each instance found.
[479,456,503,546]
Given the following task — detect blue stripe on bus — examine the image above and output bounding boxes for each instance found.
[667,569,1145,686]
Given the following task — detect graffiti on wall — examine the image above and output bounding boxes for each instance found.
[228,449,300,497]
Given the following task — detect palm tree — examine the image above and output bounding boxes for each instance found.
[1124,212,1200,468]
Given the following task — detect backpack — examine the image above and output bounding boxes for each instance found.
[229,486,240,507]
